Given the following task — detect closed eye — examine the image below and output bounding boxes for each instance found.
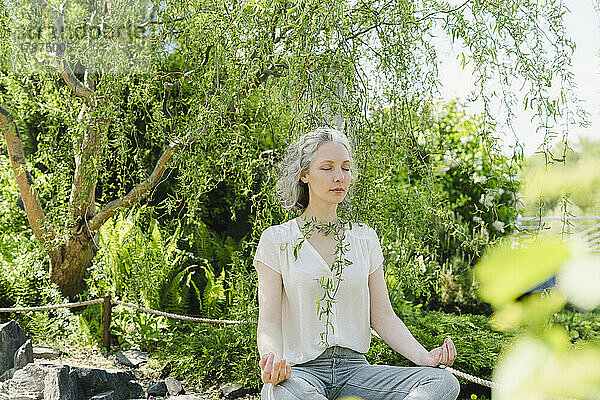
[321,166,351,171]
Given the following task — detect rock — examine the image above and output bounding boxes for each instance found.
[115,350,148,368]
[165,377,184,395]
[159,362,172,379]
[147,381,167,396]
[74,367,144,400]
[169,396,204,400]
[0,369,14,383]
[220,383,247,399]
[0,363,51,399]
[88,391,116,400]
[5,396,39,400]
[32,347,61,361]
[43,366,83,400]
[14,340,33,371]
[0,357,145,400]
[0,321,29,377]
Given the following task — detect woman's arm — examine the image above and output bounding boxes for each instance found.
[256,260,291,384]
[256,260,284,358]
[369,266,457,367]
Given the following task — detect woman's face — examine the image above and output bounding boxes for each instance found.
[301,141,352,206]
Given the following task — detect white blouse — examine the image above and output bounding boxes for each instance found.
[254,218,384,366]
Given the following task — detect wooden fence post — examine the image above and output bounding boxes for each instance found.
[102,295,112,354]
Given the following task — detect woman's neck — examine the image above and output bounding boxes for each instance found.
[299,204,339,225]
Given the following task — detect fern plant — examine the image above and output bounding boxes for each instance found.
[89,208,231,318]
[0,274,13,314]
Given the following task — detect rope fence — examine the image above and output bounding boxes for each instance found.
[0,295,512,392]
[439,366,496,389]
[111,299,252,326]
[0,298,104,313]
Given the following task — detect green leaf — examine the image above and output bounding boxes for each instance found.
[475,237,571,308]
[491,291,567,331]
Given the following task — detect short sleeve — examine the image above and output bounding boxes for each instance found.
[367,227,384,274]
[253,227,281,273]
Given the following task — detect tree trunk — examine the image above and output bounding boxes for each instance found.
[49,231,98,300]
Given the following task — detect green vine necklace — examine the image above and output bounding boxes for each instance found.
[289,215,353,347]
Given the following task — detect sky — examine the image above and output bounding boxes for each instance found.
[435,0,600,156]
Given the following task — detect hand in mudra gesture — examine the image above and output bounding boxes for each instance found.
[421,338,457,367]
[259,352,292,385]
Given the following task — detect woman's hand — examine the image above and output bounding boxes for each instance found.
[259,352,292,385]
[420,338,457,367]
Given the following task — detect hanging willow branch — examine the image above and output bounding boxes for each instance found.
[87,134,198,231]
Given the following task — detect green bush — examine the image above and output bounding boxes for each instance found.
[552,309,600,345]
[152,322,259,388]
[146,303,510,392]
[367,304,512,381]
[82,208,241,350]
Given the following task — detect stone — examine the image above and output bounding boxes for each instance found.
[115,350,148,368]
[159,362,172,379]
[88,391,116,400]
[32,347,61,361]
[0,321,29,376]
[6,396,38,400]
[220,383,247,399]
[147,381,167,396]
[165,376,184,396]
[169,396,204,400]
[0,369,14,383]
[74,367,144,400]
[13,340,33,371]
[43,366,83,400]
[0,363,51,399]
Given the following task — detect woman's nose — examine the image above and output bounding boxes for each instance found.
[333,168,344,182]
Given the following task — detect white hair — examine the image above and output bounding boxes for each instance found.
[276,127,356,210]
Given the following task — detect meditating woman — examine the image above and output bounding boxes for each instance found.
[254,127,460,400]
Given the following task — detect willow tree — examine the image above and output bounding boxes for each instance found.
[0,0,579,298]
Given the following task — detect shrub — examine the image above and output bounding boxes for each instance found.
[151,322,259,388]
[367,304,512,381]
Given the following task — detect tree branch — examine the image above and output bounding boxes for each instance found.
[69,104,101,232]
[0,105,60,255]
[56,59,94,99]
[347,0,472,40]
[88,137,192,231]
[412,0,471,23]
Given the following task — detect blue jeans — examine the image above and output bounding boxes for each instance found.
[262,346,460,400]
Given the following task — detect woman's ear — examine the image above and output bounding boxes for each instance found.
[300,173,308,183]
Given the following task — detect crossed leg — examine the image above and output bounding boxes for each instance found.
[261,368,328,400]
[336,365,460,400]
[262,363,459,400]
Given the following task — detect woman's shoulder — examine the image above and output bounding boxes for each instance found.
[347,221,378,240]
[261,219,298,241]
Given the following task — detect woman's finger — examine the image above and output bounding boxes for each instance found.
[435,346,443,366]
[448,338,457,365]
[259,353,269,370]
[272,360,281,381]
[264,354,274,376]
[285,364,292,380]
[445,338,455,365]
[443,342,450,365]
[261,368,271,384]
[278,360,287,381]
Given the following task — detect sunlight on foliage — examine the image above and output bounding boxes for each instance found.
[523,159,600,211]
[494,333,600,400]
[475,237,571,309]
[476,235,600,398]
[557,254,600,312]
